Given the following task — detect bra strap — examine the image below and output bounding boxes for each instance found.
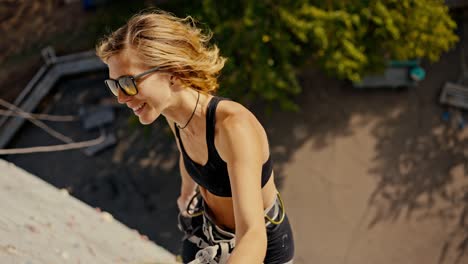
[205,97,227,156]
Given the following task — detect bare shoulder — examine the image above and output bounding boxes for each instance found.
[215,99,269,161]
[215,100,259,128]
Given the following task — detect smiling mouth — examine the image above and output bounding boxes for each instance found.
[132,103,146,114]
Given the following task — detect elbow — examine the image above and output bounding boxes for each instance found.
[228,228,267,263]
[259,228,267,248]
[256,228,268,261]
[241,226,267,244]
[248,228,268,258]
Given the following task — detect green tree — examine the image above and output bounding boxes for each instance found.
[161,0,458,110]
[281,0,459,82]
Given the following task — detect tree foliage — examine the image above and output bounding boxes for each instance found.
[161,0,458,109]
[281,0,459,82]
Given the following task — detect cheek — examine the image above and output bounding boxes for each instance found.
[140,83,170,103]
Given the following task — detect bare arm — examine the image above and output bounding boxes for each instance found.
[178,154,197,198]
[218,112,267,264]
[165,117,198,212]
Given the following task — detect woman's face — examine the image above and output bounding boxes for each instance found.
[106,49,172,125]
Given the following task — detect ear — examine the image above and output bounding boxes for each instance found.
[170,75,184,86]
[168,74,184,91]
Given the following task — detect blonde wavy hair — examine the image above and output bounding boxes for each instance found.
[96,10,226,94]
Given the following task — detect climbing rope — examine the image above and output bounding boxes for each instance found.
[0,98,106,155]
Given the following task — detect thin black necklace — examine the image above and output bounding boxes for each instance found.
[177,91,200,129]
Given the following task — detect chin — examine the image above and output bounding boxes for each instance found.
[138,111,159,125]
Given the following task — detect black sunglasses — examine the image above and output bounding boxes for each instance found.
[104,66,161,96]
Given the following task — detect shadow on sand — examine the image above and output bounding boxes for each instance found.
[257,34,467,263]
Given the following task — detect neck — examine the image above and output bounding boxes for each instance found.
[162,89,210,134]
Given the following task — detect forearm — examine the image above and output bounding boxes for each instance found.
[179,156,197,198]
[166,118,198,199]
[227,229,267,264]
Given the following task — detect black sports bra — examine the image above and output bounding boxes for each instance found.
[174,96,273,197]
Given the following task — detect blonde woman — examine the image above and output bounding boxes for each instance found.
[96,10,294,264]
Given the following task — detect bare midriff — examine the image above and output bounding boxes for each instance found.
[199,172,278,231]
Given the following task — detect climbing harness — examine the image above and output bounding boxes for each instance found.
[178,191,286,264]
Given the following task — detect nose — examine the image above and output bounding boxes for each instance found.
[117,89,131,104]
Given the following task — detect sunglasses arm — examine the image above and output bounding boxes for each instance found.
[134,66,161,79]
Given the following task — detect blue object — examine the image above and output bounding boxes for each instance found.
[82,0,108,10]
[353,59,425,89]
[442,111,450,122]
[82,0,94,10]
[410,66,426,81]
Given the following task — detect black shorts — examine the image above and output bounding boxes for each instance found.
[179,195,295,264]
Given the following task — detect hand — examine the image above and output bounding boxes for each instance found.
[188,245,219,264]
[177,193,198,217]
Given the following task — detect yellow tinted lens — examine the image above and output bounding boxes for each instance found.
[119,77,138,96]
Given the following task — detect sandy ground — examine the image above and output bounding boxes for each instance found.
[255,33,468,264]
